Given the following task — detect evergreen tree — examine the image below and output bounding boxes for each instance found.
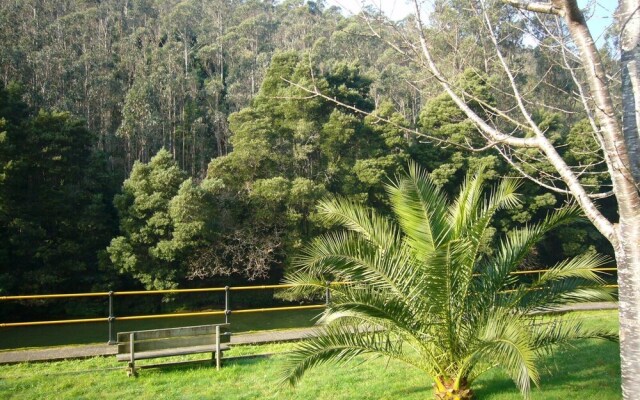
[198,52,410,280]
[0,84,115,295]
[107,149,201,290]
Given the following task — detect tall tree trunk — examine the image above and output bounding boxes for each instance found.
[619,0,640,184]
[615,220,640,399]
[616,1,640,397]
[512,1,640,396]
[555,1,640,396]
[184,37,189,75]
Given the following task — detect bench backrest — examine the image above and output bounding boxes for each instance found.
[117,324,230,354]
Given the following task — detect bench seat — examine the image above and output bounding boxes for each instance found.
[115,343,230,361]
[116,323,230,376]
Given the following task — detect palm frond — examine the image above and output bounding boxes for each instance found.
[279,323,412,387]
[469,177,522,246]
[448,176,521,325]
[319,285,424,334]
[292,230,423,306]
[510,253,614,312]
[529,316,618,353]
[316,196,399,249]
[281,270,333,300]
[292,230,376,275]
[475,205,584,304]
[387,162,449,257]
[513,284,616,313]
[473,315,539,399]
[535,253,610,286]
[448,169,486,238]
[426,239,475,322]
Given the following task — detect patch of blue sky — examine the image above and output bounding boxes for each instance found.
[324,0,615,47]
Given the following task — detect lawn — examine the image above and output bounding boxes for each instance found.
[0,310,620,399]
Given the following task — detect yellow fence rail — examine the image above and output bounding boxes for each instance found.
[510,267,617,275]
[0,317,110,328]
[0,268,618,344]
[0,284,306,301]
[0,282,333,343]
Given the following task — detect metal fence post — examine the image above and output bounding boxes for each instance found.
[107,291,116,345]
[325,281,331,306]
[224,286,230,324]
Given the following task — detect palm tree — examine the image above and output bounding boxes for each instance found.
[281,164,616,399]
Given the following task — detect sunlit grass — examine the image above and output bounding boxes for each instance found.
[0,310,620,399]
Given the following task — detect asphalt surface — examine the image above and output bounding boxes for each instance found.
[0,302,618,364]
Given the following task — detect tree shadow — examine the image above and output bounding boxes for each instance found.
[137,352,273,374]
[474,339,620,398]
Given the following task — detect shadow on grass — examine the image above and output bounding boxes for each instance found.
[140,352,273,374]
[474,339,620,398]
[394,384,433,397]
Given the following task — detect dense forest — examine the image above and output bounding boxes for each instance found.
[0,0,616,311]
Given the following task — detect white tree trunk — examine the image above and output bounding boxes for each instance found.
[514,1,640,396]
[615,0,640,397]
[620,0,640,183]
[615,222,640,399]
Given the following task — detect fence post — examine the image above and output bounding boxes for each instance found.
[325,281,332,306]
[107,291,116,345]
[224,286,230,324]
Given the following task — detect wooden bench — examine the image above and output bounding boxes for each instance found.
[116,324,231,377]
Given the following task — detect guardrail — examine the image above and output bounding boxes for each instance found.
[0,283,334,344]
[0,268,617,344]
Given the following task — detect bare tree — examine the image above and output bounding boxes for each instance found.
[403,0,639,397]
[187,226,282,281]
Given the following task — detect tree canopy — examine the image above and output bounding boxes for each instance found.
[0,1,623,356]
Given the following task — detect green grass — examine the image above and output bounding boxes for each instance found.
[0,310,620,399]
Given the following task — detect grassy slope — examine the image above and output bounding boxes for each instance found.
[0,310,620,399]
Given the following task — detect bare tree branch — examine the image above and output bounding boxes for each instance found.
[502,0,564,16]
[280,77,501,153]
[412,1,541,149]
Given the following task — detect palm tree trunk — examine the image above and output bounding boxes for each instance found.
[433,376,474,400]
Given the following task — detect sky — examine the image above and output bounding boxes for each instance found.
[323,0,615,42]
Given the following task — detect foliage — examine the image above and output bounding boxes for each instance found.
[198,52,410,280]
[0,84,116,296]
[0,0,615,309]
[107,149,215,290]
[415,70,613,263]
[282,164,615,399]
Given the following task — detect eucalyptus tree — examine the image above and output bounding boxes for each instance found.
[282,164,615,399]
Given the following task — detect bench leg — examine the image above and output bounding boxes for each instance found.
[127,361,138,378]
[215,350,222,370]
[128,332,138,377]
[215,325,221,370]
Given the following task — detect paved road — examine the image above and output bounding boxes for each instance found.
[0,302,617,365]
